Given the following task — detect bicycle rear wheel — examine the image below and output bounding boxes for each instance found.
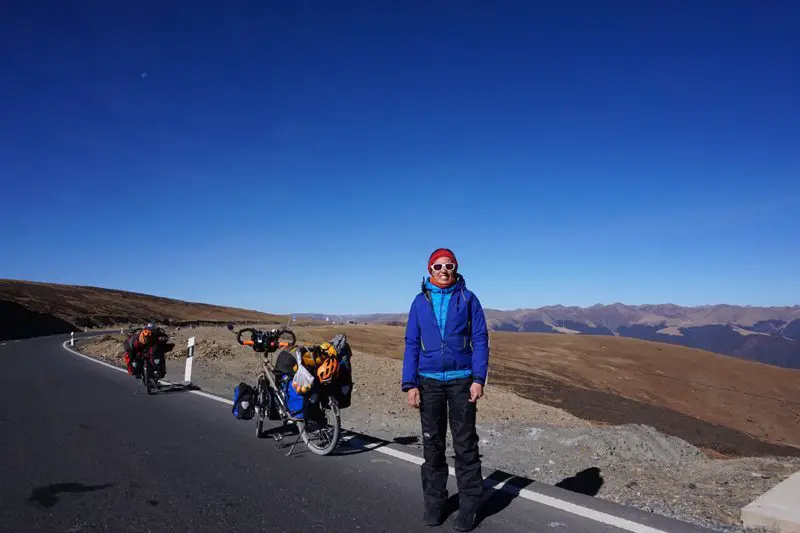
[299,395,341,456]
[255,376,266,438]
[143,362,152,395]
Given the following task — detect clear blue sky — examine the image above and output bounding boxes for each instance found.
[1,1,798,314]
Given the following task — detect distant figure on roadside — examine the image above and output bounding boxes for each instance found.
[402,248,490,532]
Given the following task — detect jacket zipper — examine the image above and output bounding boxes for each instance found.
[423,291,434,356]
[426,286,456,377]
[440,293,446,374]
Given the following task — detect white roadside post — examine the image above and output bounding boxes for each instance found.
[70,332,74,347]
[184,336,196,386]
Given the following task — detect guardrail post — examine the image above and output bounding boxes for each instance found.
[70,332,74,346]
[184,336,196,386]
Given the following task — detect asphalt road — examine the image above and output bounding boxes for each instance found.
[0,335,715,533]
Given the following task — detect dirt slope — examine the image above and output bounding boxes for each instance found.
[0,279,293,340]
[293,325,800,457]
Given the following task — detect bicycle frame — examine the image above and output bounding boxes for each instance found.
[256,351,291,419]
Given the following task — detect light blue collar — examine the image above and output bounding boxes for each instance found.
[425,280,458,294]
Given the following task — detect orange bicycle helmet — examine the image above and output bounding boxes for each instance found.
[138,329,152,345]
[320,342,337,358]
[316,357,339,384]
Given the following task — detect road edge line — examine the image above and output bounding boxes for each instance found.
[63,340,128,374]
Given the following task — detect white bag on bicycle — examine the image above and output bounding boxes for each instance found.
[292,349,314,394]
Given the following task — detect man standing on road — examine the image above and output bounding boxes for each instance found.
[402,248,490,532]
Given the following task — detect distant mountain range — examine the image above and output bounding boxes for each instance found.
[299,304,800,370]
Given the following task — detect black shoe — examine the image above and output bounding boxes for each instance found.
[452,504,479,532]
[423,501,445,527]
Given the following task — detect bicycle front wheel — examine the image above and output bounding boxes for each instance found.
[299,395,341,456]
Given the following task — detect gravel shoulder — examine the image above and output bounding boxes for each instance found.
[75,327,800,532]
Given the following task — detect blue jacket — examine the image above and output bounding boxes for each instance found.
[401,275,490,391]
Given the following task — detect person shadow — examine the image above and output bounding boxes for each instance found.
[461,467,604,527]
[555,467,604,496]
[472,470,534,525]
[439,470,534,526]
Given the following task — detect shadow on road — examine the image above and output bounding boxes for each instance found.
[258,424,299,440]
[141,383,199,396]
[331,430,389,456]
[330,432,420,457]
[27,482,115,509]
[555,467,604,496]
[474,470,534,526]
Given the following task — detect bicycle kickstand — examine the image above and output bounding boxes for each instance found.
[286,432,303,457]
[269,422,286,451]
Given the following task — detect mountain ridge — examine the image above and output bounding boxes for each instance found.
[298,303,800,369]
[0,278,296,341]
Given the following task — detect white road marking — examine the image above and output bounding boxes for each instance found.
[60,338,675,533]
[187,389,234,406]
[63,341,127,374]
[62,342,233,404]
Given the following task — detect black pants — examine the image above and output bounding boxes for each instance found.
[419,377,483,508]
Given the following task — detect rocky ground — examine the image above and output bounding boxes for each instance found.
[74,326,800,532]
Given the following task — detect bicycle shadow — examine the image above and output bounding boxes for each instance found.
[257,423,317,456]
[141,382,198,395]
[321,431,423,457]
[250,421,383,457]
[258,424,299,440]
[330,429,392,456]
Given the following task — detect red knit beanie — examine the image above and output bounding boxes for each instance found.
[428,248,458,272]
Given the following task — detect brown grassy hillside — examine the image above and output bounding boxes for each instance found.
[0,279,295,338]
[5,277,798,458]
[293,325,800,457]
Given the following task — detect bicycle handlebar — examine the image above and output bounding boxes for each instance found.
[233,326,297,353]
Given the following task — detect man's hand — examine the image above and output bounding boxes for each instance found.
[469,383,484,403]
[407,388,420,408]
